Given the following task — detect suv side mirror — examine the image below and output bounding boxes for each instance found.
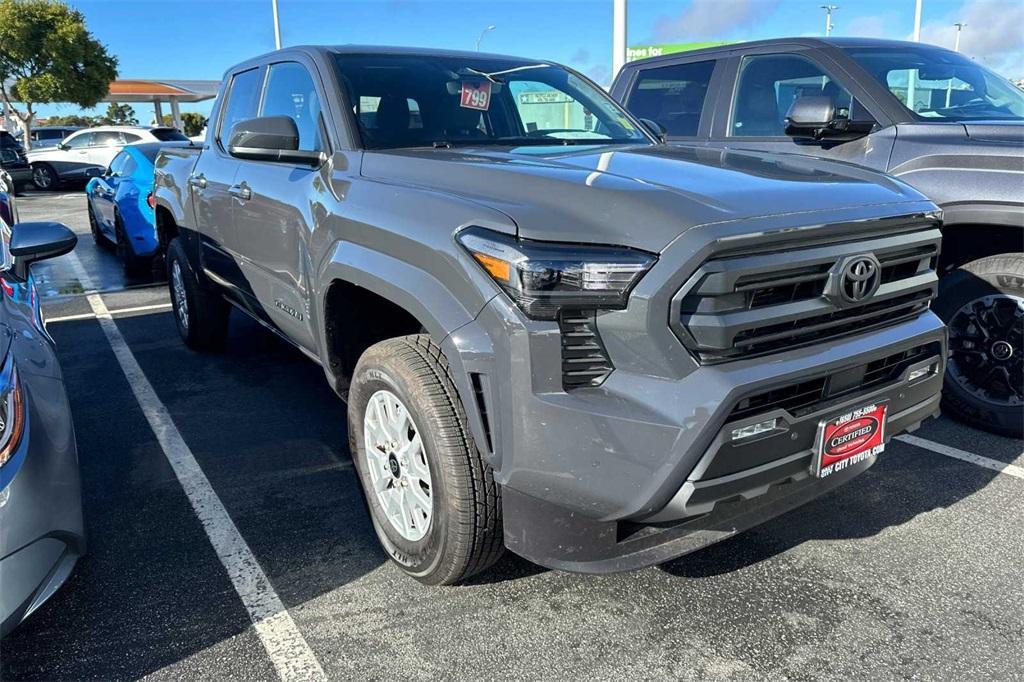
[784,96,873,145]
[638,118,668,143]
[84,167,103,178]
[228,116,324,167]
[8,221,77,281]
[56,142,69,151]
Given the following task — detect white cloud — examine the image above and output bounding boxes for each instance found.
[652,0,781,42]
[917,0,1024,77]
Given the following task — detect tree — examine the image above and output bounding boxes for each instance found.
[181,112,206,138]
[0,0,118,149]
[102,102,137,126]
[46,114,99,127]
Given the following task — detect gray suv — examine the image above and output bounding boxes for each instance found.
[613,38,1023,436]
[154,47,946,583]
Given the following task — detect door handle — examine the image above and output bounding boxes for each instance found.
[188,173,207,189]
[229,183,251,201]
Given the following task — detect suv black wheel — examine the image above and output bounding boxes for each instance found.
[166,237,229,351]
[114,212,151,277]
[30,163,58,191]
[349,334,504,585]
[934,254,1024,437]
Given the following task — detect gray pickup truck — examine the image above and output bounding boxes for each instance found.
[154,46,946,584]
[612,38,1023,436]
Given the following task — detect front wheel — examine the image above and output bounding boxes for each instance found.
[934,254,1024,437]
[166,238,229,351]
[349,335,504,585]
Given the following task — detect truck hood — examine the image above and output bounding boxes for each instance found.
[360,144,927,252]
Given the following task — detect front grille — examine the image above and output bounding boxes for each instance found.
[728,342,941,422]
[675,225,941,362]
[559,311,613,389]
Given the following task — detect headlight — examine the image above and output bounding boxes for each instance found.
[0,355,25,468]
[457,227,657,320]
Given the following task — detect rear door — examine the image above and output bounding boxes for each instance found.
[705,48,894,169]
[87,130,126,171]
[226,59,328,351]
[191,65,263,290]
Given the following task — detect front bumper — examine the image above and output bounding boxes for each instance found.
[445,295,946,574]
[4,167,32,187]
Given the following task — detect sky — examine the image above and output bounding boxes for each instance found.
[28,0,1024,122]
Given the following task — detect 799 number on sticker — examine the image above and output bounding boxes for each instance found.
[460,81,492,111]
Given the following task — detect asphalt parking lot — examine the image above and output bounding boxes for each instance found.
[1,192,1022,681]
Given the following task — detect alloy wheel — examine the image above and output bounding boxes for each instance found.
[171,260,189,333]
[31,165,53,190]
[363,389,433,541]
[947,294,1024,407]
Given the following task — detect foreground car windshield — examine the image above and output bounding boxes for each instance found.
[333,53,651,149]
[845,46,1024,121]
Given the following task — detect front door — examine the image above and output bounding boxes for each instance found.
[705,50,894,171]
[226,60,327,352]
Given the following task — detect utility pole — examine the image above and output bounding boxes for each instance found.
[907,0,923,113]
[947,23,966,107]
[272,0,282,50]
[475,25,496,51]
[821,5,838,36]
[613,0,627,80]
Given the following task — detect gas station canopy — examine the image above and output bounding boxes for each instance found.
[102,79,221,128]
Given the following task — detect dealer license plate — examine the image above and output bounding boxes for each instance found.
[811,402,888,478]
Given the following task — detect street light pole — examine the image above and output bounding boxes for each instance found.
[613,0,628,79]
[475,25,496,51]
[946,23,966,107]
[821,5,838,37]
[272,0,282,50]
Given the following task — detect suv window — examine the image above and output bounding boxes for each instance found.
[261,62,324,152]
[219,67,263,145]
[63,132,95,149]
[93,130,124,146]
[626,60,715,137]
[36,130,65,141]
[122,132,142,143]
[731,54,868,137]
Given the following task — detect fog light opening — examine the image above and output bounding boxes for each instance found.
[907,362,938,383]
[731,418,779,442]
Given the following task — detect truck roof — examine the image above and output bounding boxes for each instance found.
[622,37,955,68]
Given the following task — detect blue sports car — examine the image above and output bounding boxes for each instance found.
[86,141,193,275]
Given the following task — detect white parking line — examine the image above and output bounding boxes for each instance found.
[45,302,173,324]
[895,434,1024,480]
[66,252,326,682]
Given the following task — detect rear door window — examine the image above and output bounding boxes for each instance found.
[260,62,324,152]
[218,67,263,146]
[93,131,124,146]
[626,60,716,137]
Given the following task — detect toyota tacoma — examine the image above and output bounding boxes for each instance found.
[154,46,947,583]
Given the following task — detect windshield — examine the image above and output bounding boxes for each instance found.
[333,53,651,149]
[845,46,1024,121]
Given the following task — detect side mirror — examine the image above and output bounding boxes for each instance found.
[84,167,103,178]
[638,117,668,143]
[784,96,872,144]
[56,142,69,151]
[228,116,324,166]
[8,221,77,281]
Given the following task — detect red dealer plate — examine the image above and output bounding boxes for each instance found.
[811,402,888,478]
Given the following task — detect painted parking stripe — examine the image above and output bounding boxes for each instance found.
[46,302,173,324]
[895,434,1024,480]
[66,252,326,682]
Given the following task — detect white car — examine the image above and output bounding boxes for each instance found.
[28,126,189,190]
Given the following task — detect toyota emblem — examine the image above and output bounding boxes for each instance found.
[828,254,881,306]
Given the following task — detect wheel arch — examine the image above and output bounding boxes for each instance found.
[938,213,1023,273]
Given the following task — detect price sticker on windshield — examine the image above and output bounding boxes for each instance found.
[460,81,492,111]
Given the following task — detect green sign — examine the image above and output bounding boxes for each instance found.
[626,42,734,62]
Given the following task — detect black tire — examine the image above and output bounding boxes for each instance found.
[933,254,1024,437]
[166,237,229,351]
[114,212,152,277]
[87,202,111,248]
[349,334,504,585]
[30,163,59,191]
